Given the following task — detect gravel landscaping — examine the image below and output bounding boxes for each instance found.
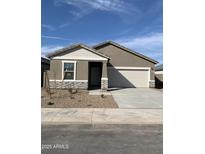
[41,88,118,108]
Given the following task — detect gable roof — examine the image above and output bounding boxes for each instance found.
[46,43,110,59]
[93,41,158,64]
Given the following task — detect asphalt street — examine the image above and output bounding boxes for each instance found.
[42,124,163,154]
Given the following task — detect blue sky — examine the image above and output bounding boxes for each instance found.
[42,0,163,63]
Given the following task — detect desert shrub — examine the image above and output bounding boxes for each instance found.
[101,94,105,98]
[47,101,54,105]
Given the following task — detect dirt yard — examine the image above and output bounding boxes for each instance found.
[41,88,118,108]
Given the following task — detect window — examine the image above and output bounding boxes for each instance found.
[63,62,75,80]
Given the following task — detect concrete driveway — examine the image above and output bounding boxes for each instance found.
[110,88,163,109]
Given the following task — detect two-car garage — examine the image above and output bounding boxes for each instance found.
[108,67,150,88]
[93,41,158,88]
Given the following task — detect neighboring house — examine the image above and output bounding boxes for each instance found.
[41,56,50,87]
[46,41,158,90]
[155,64,163,89]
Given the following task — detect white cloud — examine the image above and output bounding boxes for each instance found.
[42,24,55,31]
[116,33,163,63]
[59,22,70,28]
[55,0,138,18]
[41,45,63,56]
[42,35,70,41]
[117,33,162,50]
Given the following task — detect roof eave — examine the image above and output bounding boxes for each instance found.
[46,44,110,60]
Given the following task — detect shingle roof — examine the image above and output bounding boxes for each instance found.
[93,41,158,64]
[46,43,110,59]
[155,64,163,71]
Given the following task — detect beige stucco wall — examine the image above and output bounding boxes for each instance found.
[95,44,155,80]
[49,59,62,80]
[49,59,107,81]
[150,68,155,80]
[48,47,109,81]
[76,61,88,80]
[102,61,107,78]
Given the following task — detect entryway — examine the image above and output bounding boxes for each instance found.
[88,62,102,89]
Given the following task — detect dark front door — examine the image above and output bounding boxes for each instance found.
[89,62,102,89]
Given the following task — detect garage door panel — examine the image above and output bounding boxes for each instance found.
[108,68,149,88]
[108,69,136,88]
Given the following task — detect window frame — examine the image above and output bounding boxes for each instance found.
[62,61,76,81]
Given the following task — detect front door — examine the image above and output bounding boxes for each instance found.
[89,62,102,89]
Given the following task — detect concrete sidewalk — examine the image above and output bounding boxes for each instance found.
[42,108,162,125]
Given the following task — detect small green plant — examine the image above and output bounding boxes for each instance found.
[47,101,54,105]
[101,94,105,98]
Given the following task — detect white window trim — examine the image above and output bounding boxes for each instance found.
[62,61,77,81]
[108,66,150,70]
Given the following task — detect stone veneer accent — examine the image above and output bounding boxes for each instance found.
[49,80,88,89]
[149,80,155,88]
[101,78,108,90]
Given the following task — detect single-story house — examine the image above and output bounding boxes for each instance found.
[155,64,163,89]
[45,41,158,90]
[41,56,50,87]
